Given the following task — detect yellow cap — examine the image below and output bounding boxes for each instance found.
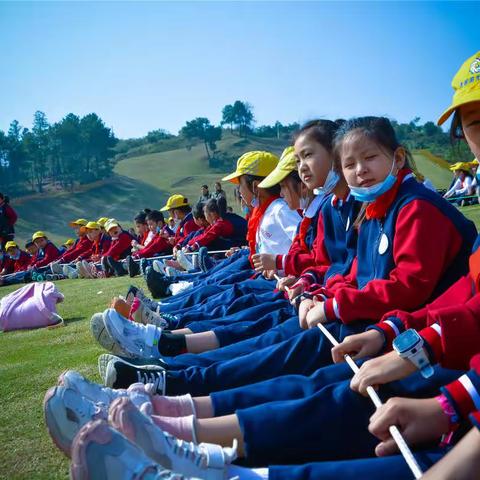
[5,241,18,250]
[97,217,109,227]
[104,219,120,232]
[69,218,88,227]
[258,146,296,188]
[63,238,75,246]
[160,194,190,212]
[222,151,279,184]
[450,162,471,172]
[471,158,479,166]
[85,221,100,230]
[32,231,47,241]
[438,51,480,125]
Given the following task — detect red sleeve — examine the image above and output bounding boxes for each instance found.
[329,200,463,324]
[175,218,201,244]
[135,235,171,258]
[5,205,17,226]
[33,243,61,268]
[103,232,132,260]
[188,219,234,249]
[2,257,14,274]
[59,236,93,263]
[14,252,32,272]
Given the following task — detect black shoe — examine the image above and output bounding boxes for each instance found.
[104,357,166,393]
[198,246,215,273]
[145,267,172,298]
[101,256,113,276]
[109,257,127,277]
[126,255,140,277]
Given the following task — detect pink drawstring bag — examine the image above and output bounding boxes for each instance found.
[0,282,64,332]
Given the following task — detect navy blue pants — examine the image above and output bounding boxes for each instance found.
[234,366,461,466]
[268,450,445,480]
[165,322,370,395]
[166,316,303,369]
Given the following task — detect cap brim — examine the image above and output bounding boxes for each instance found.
[258,168,291,189]
[438,91,480,125]
[221,171,241,184]
[160,205,170,211]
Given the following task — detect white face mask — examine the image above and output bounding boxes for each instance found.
[250,197,260,208]
[315,168,340,195]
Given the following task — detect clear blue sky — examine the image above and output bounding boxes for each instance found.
[0,1,477,139]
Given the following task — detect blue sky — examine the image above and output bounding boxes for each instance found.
[0,1,477,138]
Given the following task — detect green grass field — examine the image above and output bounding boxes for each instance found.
[0,276,147,479]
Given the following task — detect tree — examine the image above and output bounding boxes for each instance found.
[220,101,254,137]
[221,105,235,132]
[180,117,222,162]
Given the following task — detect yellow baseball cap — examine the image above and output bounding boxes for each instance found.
[97,217,109,227]
[104,219,120,232]
[5,241,17,250]
[85,221,100,230]
[69,218,88,227]
[160,194,190,212]
[450,162,471,172]
[222,151,279,184]
[471,158,479,166]
[63,238,75,246]
[32,231,47,241]
[258,146,296,188]
[438,51,480,125]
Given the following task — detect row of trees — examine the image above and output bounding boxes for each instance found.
[0,112,117,194]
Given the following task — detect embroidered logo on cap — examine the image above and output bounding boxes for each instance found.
[470,58,480,75]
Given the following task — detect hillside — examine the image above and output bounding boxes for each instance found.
[8,133,477,246]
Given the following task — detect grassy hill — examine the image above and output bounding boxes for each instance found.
[8,131,480,246]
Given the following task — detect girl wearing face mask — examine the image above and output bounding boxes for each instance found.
[301,116,476,330]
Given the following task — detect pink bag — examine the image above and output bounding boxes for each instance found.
[0,282,64,332]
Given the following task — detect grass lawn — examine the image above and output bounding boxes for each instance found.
[0,275,148,479]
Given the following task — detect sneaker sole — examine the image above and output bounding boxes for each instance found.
[90,312,133,358]
[44,386,72,456]
[98,354,168,384]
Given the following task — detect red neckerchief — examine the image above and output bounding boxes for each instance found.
[293,216,312,252]
[247,195,279,264]
[365,168,411,220]
[469,247,480,292]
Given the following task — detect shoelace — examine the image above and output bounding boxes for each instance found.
[168,435,208,468]
[136,370,165,394]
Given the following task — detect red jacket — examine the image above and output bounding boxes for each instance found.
[315,200,463,325]
[103,231,132,260]
[32,242,61,268]
[59,236,93,263]
[174,214,201,245]
[187,218,234,250]
[134,234,171,258]
[12,250,32,272]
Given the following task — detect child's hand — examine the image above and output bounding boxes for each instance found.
[251,253,276,273]
[298,298,315,328]
[304,297,327,328]
[368,397,449,457]
[331,330,385,363]
[131,240,139,247]
[350,351,417,396]
[277,275,297,292]
[287,283,304,303]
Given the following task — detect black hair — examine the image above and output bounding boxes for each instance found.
[204,198,221,217]
[25,241,34,248]
[244,174,281,196]
[201,184,209,189]
[333,116,413,168]
[173,204,192,214]
[449,110,465,143]
[192,202,206,219]
[292,119,345,153]
[216,196,227,216]
[146,209,165,224]
[0,193,9,204]
[134,210,149,224]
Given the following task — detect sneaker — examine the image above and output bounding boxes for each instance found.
[198,247,215,273]
[43,385,107,456]
[101,256,113,277]
[165,266,181,277]
[125,285,158,311]
[50,261,64,274]
[102,355,166,392]
[133,301,169,328]
[90,311,134,358]
[146,267,173,298]
[169,281,193,296]
[70,419,190,480]
[159,312,177,323]
[126,255,140,277]
[109,397,237,480]
[98,354,168,383]
[176,250,194,272]
[58,370,154,411]
[45,273,67,281]
[63,264,79,279]
[153,259,167,275]
[77,260,93,279]
[103,308,162,360]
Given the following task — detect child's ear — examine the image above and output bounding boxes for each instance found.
[394,147,406,171]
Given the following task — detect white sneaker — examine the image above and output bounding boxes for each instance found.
[176,250,194,271]
[169,281,194,296]
[109,397,237,480]
[50,261,64,274]
[103,308,162,360]
[165,266,181,277]
[133,302,169,328]
[63,264,78,279]
[153,259,168,275]
[77,260,94,279]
